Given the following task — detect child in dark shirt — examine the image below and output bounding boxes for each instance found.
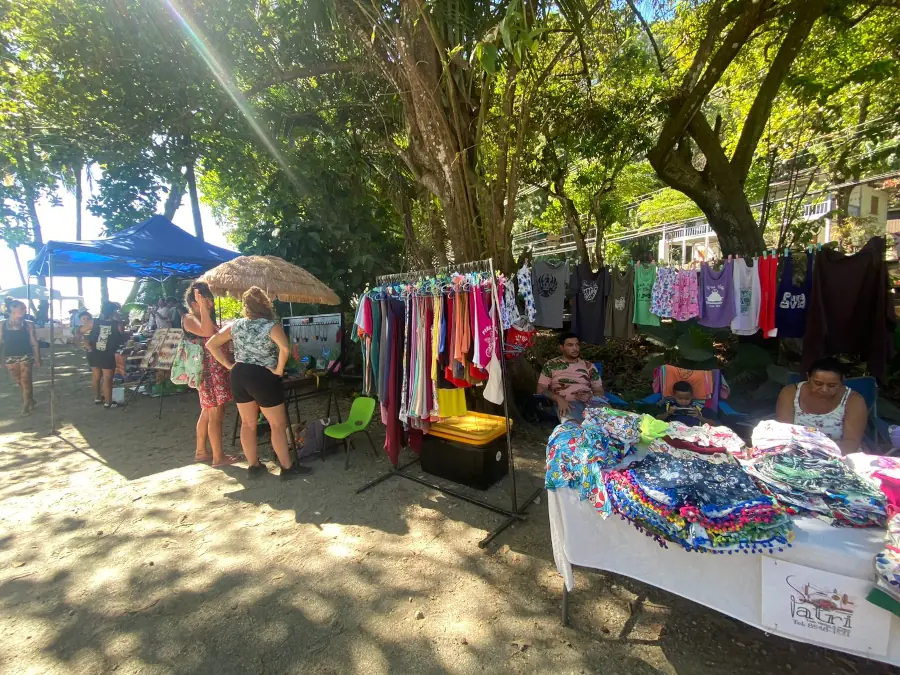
[656,380,718,427]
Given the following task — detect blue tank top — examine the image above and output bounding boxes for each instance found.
[774,253,812,339]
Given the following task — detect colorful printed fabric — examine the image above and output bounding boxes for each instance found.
[538,357,602,401]
[650,266,677,318]
[671,269,700,321]
[500,276,521,330]
[873,514,900,607]
[606,451,793,553]
[650,439,734,465]
[743,426,886,527]
[545,409,646,517]
[665,421,745,457]
[517,264,537,323]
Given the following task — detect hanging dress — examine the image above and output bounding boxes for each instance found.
[757,255,778,338]
[650,265,676,318]
[774,252,813,339]
[730,257,761,335]
[671,269,699,321]
[698,260,736,328]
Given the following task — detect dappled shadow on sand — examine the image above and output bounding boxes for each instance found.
[0,350,892,674]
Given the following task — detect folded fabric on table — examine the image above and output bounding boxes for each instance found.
[845,453,900,517]
[605,451,793,554]
[664,421,745,457]
[869,514,900,617]
[743,427,886,527]
[545,408,647,518]
[748,420,842,460]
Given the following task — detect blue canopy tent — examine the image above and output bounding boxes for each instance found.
[27,215,240,433]
[29,215,239,279]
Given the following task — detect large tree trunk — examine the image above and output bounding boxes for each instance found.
[163,179,186,220]
[75,164,84,300]
[11,247,26,285]
[185,160,204,240]
[99,276,109,305]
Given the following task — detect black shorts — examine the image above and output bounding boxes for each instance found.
[230,362,284,408]
[89,350,116,370]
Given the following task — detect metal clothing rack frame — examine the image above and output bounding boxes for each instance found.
[356,258,542,549]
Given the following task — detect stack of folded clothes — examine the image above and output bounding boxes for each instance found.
[545,408,644,516]
[744,422,886,527]
[663,421,746,458]
[605,450,794,554]
[869,514,900,617]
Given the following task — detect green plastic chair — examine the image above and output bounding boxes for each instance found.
[324,396,378,469]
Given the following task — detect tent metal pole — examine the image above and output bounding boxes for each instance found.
[49,253,56,434]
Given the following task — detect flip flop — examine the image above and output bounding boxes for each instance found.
[212,455,241,468]
[194,454,213,463]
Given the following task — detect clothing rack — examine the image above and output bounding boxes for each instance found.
[359,257,542,548]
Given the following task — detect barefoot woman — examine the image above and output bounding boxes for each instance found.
[182,282,238,467]
[0,297,41,414]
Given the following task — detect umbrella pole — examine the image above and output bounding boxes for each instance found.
[49,253,56,435]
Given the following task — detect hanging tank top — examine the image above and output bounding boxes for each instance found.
[232,318,278,368]
[793,382,850,441]
[698,260,736,328]
[775,253,812,339]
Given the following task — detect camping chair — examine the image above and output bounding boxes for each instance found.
[787,373,890,452]
[533,362,628,423]
[634,364,746,420]
[324,396,378,469]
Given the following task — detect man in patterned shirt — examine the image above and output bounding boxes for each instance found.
[537,333,605,423]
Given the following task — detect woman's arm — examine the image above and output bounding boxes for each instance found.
[27,322,41,366]
[269,322,289,377]
[775,385,796,424]
[839,391,868,455]
[206,324,235,370]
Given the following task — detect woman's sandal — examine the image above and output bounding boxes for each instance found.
[93,398,103,405]
[103,402,118,409]
[212,455,241,468]
[194,454,213,463]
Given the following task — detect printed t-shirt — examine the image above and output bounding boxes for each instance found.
[698,260,736,328]
[538,357,603,402]
[774,253,812,339]
[605,266,635,338]
[533,260,569,328]
[570,263,610,345]
[633,264,660,327]
[730,257,760,335]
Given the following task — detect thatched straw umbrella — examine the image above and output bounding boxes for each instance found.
[199,255,341,305]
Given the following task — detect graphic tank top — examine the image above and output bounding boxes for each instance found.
[774,253,812,339]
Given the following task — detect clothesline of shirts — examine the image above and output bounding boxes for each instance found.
[513,236,894,378]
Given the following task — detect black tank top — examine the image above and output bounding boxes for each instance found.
[2,320,32,357]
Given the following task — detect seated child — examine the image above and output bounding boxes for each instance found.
[656,380,718,427]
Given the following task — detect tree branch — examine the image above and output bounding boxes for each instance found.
[730,0,827,179]
[624,0,666,74]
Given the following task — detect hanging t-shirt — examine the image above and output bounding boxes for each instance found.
[774,253,812,339]
[605,267,636,338]
[533,260,569,329]
[757,255,778,338]
[671,269,699,321]
[730,257,761,335]
[698,260,736,328]
[570,263,610,345]
[517,264,536,323]
[633,263,660,327]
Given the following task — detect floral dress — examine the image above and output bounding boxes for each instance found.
[671,269,700,321]
[517,264,537,323]
[187,335,233,409]
[650,266,676,318]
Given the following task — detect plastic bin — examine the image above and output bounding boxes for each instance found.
[420,412,512,490]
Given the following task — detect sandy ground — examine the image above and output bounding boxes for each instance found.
[0,348,896,675]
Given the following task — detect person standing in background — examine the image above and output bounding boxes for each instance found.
[88,300,123,408]
[0,297,41,415]
[154,297,173,329]
[182,282,238,467]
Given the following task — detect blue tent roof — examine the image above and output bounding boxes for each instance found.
[28,215,240,279]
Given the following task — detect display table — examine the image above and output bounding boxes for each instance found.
[549,488,900,666]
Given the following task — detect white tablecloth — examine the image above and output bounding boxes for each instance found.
[549,488,900,666]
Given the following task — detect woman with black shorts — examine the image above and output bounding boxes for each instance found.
[88,301,123,408]
[207,286,311,479]
[0,297,41,415]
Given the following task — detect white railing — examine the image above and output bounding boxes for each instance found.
[801,201,830,218]
[665,222,712,242]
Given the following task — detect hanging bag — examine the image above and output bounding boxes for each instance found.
[169,339,204,389]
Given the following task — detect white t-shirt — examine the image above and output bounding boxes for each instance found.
[730,257,761,335]
[156,306,173,329]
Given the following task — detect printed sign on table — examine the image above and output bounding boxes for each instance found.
[761,557,891,656]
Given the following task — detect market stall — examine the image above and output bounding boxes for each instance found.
[546,413,900,665]
[28,215,240,431]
